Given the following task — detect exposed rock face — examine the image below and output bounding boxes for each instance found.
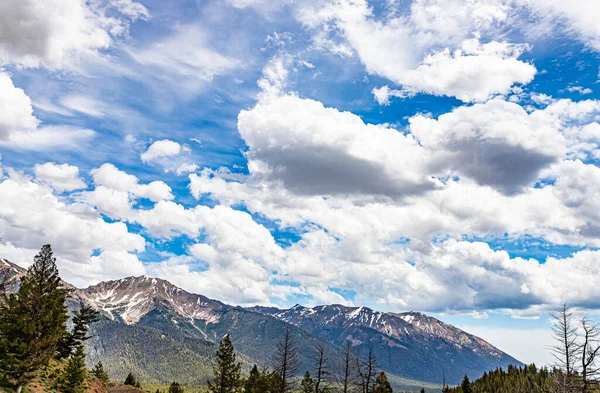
[0,258,521,385]
[76,276,226,324]
[248,304,519,383]
[0,258,25,293]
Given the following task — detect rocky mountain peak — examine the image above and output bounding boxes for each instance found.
[254,303,507,359]
[0,258,25,292]
[77,275,226,325]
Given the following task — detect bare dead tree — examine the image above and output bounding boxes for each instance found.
[338,341,359,393]
[551,304,579,393]
[274,327,300,393]
[313,344,331,393]
[580,317,600,393]
[356,344,377,393]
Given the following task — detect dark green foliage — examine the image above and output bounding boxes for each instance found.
[420,388,425,393]
[244,365,273,393]
[207,334,243,393]
[447,364,555,393]
[460,375,471,393]
[59,302,100,359]
[124,372,141,388]
[124,372,136,386]
[371,372,393,393]
[168,381,184,393]
[300,371,314,393]
[92,361,109,383]
[86,319,215,385]
[0,245,70,392]
[62,345,87,393]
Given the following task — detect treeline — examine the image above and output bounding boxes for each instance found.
[0,245,101,393]
[447,304,600,393]
[202,328,401,393]
[446,364,554,393]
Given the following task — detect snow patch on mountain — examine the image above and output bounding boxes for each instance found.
[77,275,226,324]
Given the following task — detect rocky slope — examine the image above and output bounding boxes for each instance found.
[248,304,519,383]
[0,261,521,386]
[0,258,24,292]
[76,276,227,325]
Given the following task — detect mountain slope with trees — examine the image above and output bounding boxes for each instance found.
[248,304,519,384]
[0,253,520,390]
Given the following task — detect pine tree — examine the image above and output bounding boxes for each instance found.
[245,365,260,392]
[370,372,392,393]
[92,361,109,383]
[300,372,315,393]
[267,370,281,393]
[244,365,273,393]
[62,345,87,393]
[460,375,471,393]
[0,245,70,393]
[168,381,184,393]
[207,334,243,393]
[58,302,100,358]
[124,372,139,387]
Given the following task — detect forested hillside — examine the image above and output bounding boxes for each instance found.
[447,364,554,393]
[7,244,595,393]
[0,249,519,389]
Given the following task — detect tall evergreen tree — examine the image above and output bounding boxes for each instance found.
[207,334,243,393]
[62,345,87,393]
[370,372,392,393]
[0,245,70,393]
[301,372,315,393]
[58,302,100,359]
[92,361,109,383]
[460,375,471,393]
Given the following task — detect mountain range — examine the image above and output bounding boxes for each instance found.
[0,259,521,390]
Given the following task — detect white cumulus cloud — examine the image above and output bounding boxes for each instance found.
[34,162,87,192]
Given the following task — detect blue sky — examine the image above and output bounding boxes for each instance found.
[2,0,600,366]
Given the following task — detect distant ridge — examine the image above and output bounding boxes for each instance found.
[0,260,521,387]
